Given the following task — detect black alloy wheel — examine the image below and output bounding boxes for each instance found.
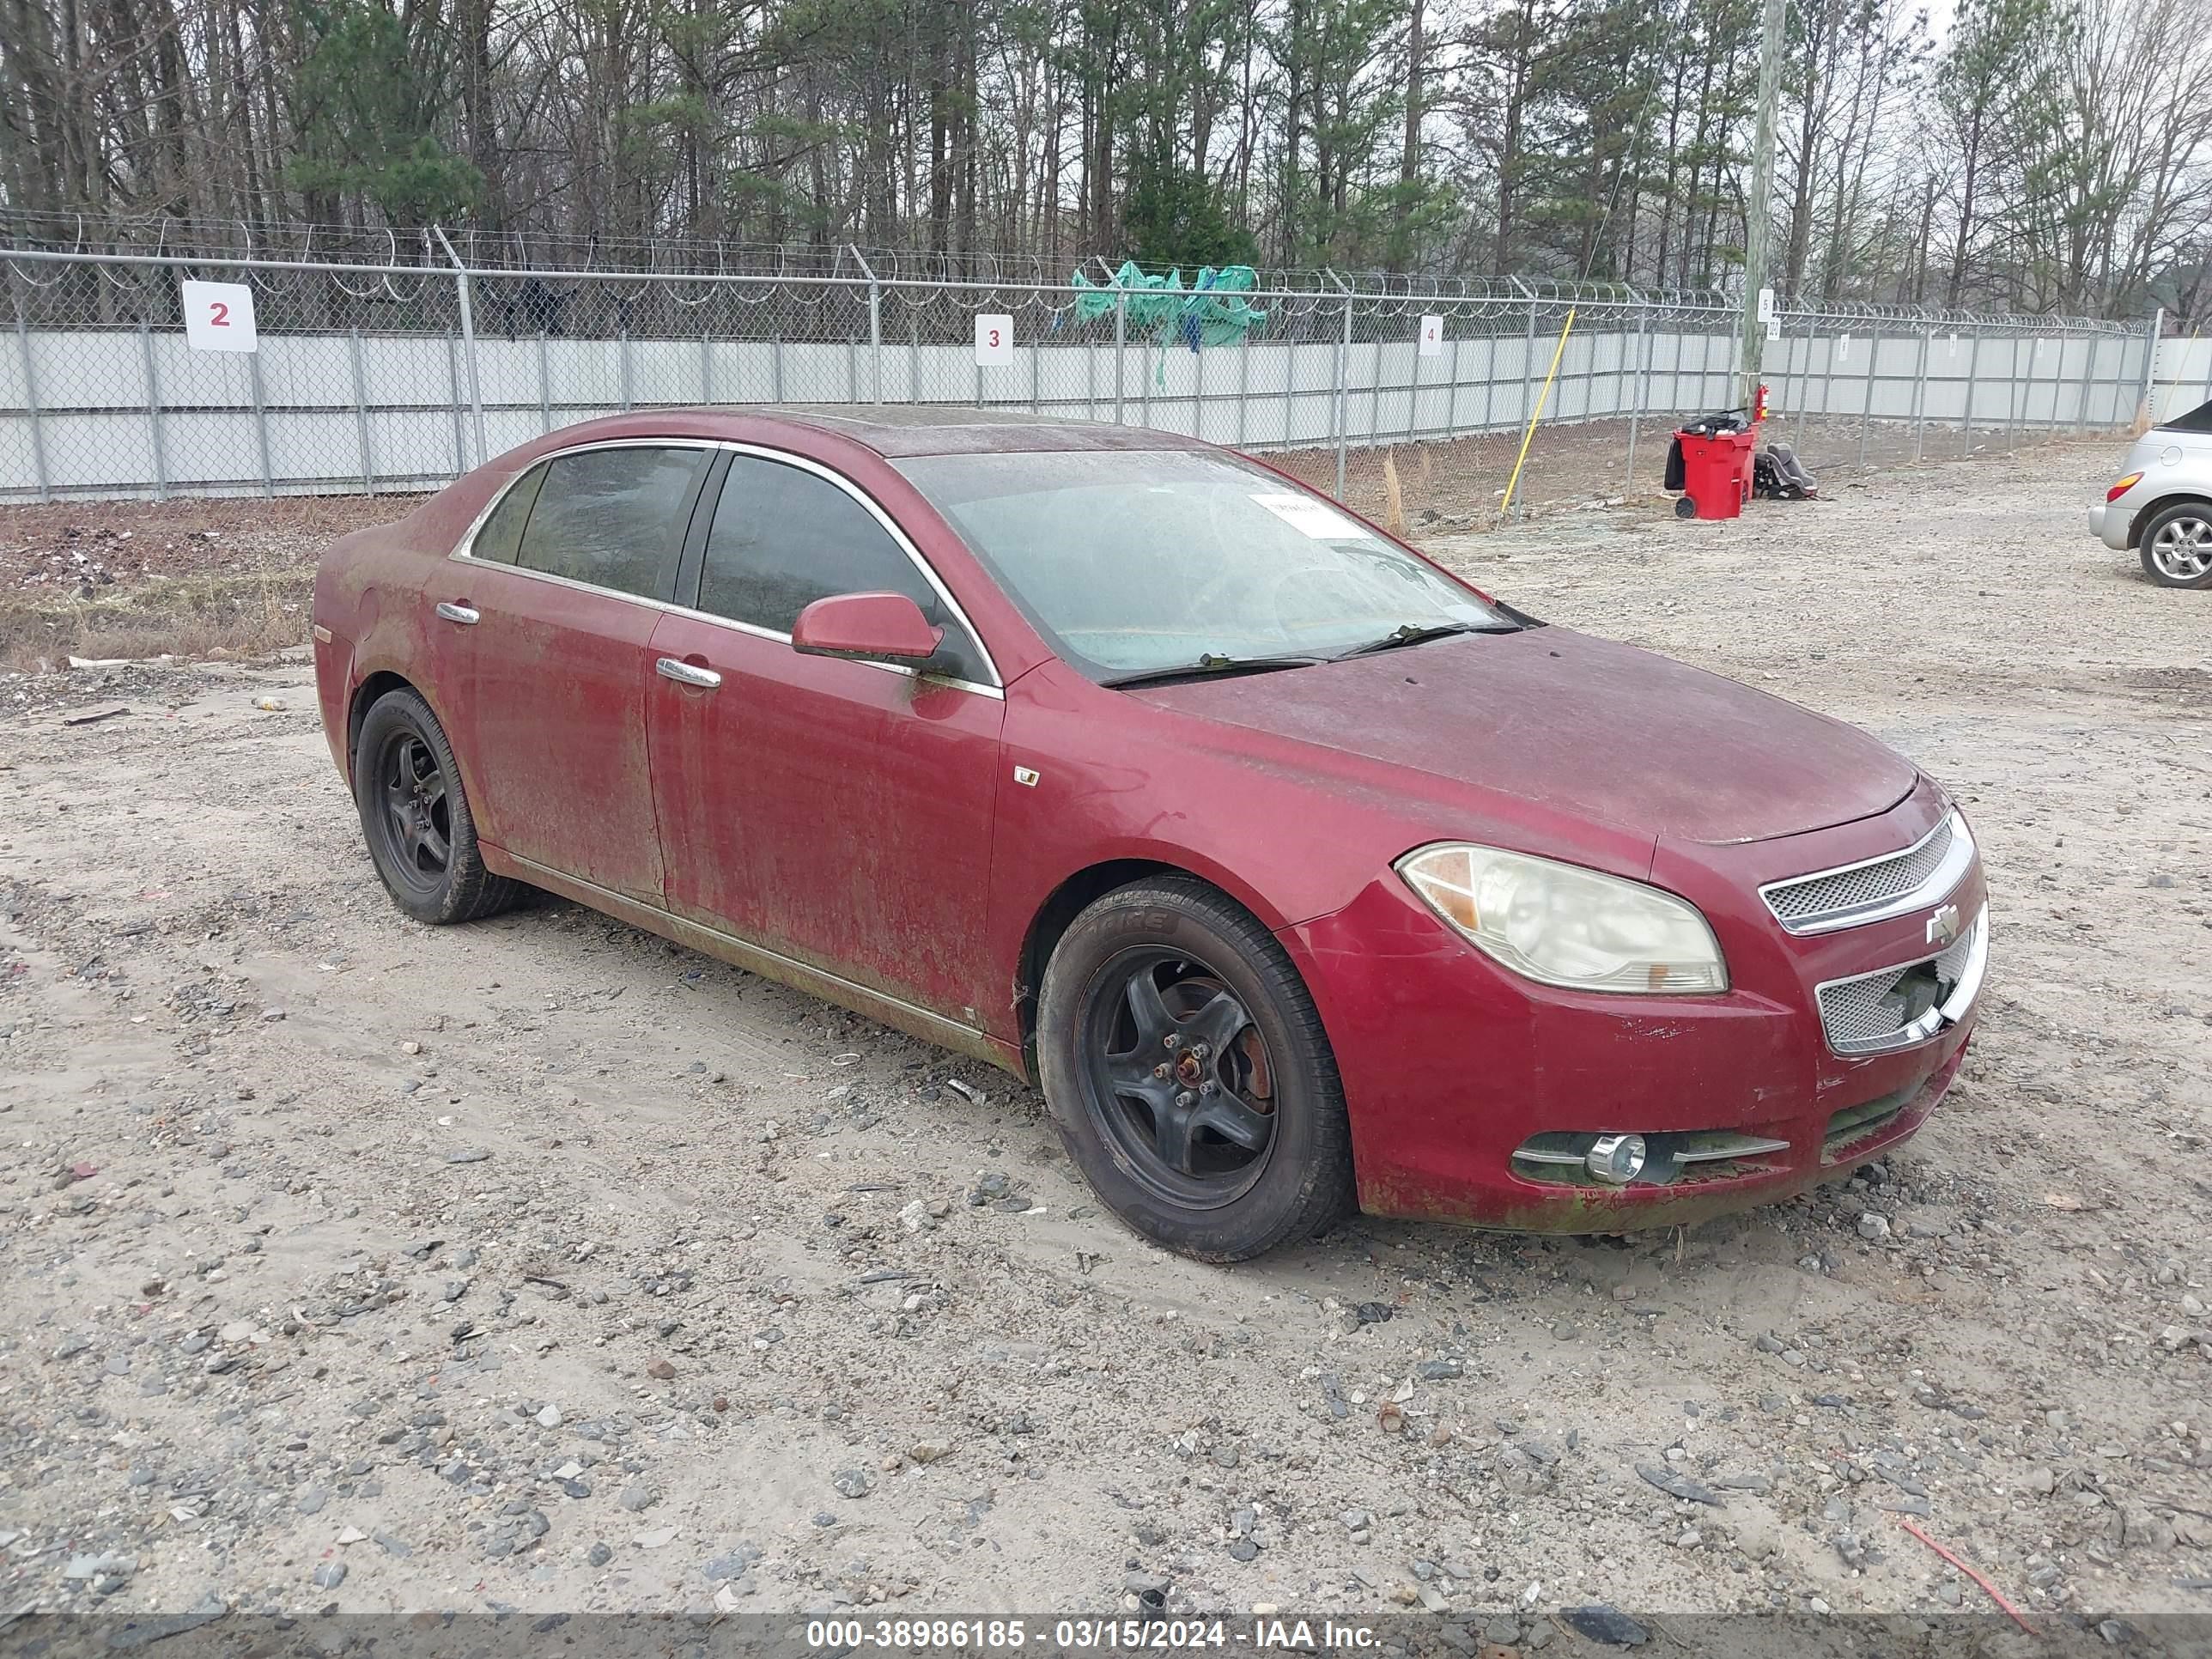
[1079,947,1280,1207]
[351,687,518,925]
[1036,876,1356,1261]
[371,729,453,898]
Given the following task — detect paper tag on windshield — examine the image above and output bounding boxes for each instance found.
[1251,493,1365,540]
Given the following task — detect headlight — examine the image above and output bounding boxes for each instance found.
[1396,843,1728,994]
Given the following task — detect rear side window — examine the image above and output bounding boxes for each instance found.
[698,454,988,684]
[470,464,545,564]
[514,446,707,599]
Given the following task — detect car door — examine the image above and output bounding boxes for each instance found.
[430,441,711,903]
[646,448,1006,1024]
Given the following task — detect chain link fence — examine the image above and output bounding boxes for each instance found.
[2,239,2154,522]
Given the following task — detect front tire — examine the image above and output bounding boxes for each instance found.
[353,688,518,925]
[2140,501,2212,587]
[1036,877,1356,1261]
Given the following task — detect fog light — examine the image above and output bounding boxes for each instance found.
[1586,1133,1647,1185]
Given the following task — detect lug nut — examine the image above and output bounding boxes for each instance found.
[1164,1034,1180,1050]
[1174,1091,1196,1109]
[1191,1042,1211,1060]
[1152,1063,1170,1079]
[1199,1081,1218,1096]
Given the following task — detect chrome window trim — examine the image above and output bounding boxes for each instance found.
[1813,902,1989,1057]
[445,435,1004,700]
[1759,810,1974,936]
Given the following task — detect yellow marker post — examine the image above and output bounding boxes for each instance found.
[1498,307,1577,520]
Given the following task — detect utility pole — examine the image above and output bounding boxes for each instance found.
[1740,0,1787,410]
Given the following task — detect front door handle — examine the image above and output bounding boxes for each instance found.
[656,656,722,690]
[435,601,480,626]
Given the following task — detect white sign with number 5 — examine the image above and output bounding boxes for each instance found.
[974,313,1014,366]
[181,280,258,353]
[1418,314,1443,357]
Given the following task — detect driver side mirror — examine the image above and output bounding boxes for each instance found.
[791,591,945,664]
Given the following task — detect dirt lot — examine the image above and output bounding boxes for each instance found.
[2,442,2209,1638]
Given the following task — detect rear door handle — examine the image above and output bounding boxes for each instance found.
[656,656,722,690]
[435,602,480,626]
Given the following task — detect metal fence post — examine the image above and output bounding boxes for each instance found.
[2139,307,2164,424]
[1520,295,1539,430]
[1911,326,1930,463]
[1113,292,1127,424]
[1857,325,1880,467]
[248,349,275,497]
[1279,327,1295,445]
[537,333,552,434]
[139,320,168,500]
[1402,325,1418,445]
[1447,330,1464,440]
[2004,335,2025,454]
[703,331,716,404]
[2072,335,2097,434]
[1791,312,1811,447]
[848,249,883,404]
[622,331,635,412]
[1334,289,1354,500]
[443,334,466,476]
[433,228,486,468]
[1625,301,1651,492]
[1234,335,1248,446]
[1481,331,1498,433]
[1960,324,1984,455]
[349,327,374,495]
[13,313,50,502]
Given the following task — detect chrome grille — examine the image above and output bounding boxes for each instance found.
[1814,908,1987,1056]
[1762,812,1972,935]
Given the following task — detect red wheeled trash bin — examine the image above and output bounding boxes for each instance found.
[1675,427,1758,520]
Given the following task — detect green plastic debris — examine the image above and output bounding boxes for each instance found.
[1065,261,1270,352]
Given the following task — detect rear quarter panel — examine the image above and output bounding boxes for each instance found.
[313,466,520,784]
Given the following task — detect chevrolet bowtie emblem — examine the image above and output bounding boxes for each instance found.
[1925,903,1961,948]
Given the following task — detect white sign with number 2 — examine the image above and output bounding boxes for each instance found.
[181,280,258,353]
[974,313,1014,366]
[1418,314,1443,357]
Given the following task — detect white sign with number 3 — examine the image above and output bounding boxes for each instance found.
[181,280,258,353]
[974,313,1013,366]
[1418,314,1443,357]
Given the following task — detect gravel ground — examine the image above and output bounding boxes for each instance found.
[1,441,2208,1638]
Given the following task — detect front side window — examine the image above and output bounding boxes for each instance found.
[697,454,988,684]
[892,448,1507,680]
[513,446,706,599]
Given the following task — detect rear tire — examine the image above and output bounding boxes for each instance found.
[2139,501,2212,587]
[1036,877,1356,1261]
[353,688,518,925]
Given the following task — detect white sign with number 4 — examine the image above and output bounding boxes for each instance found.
[974,313,1014,366]
[181,280,258,352]
[1418,314,1443,357]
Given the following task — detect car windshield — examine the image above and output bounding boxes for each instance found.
[891,448,1508,681]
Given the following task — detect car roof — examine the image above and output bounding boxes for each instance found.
[664,404,1212,459]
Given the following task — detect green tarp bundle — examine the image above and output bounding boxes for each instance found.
[1065,260,1270,350]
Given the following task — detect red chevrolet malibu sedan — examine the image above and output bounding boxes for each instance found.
[313,406,1986,1260]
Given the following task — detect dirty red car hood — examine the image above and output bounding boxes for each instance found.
[1133,625,1917,846]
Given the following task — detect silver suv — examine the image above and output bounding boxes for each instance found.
[2091,401,2212,587]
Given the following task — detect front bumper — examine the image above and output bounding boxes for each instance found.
[1285,784,1985,1232]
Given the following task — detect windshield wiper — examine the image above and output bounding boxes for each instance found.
[1098,653,1328,690]
[1336,620,1518,658]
